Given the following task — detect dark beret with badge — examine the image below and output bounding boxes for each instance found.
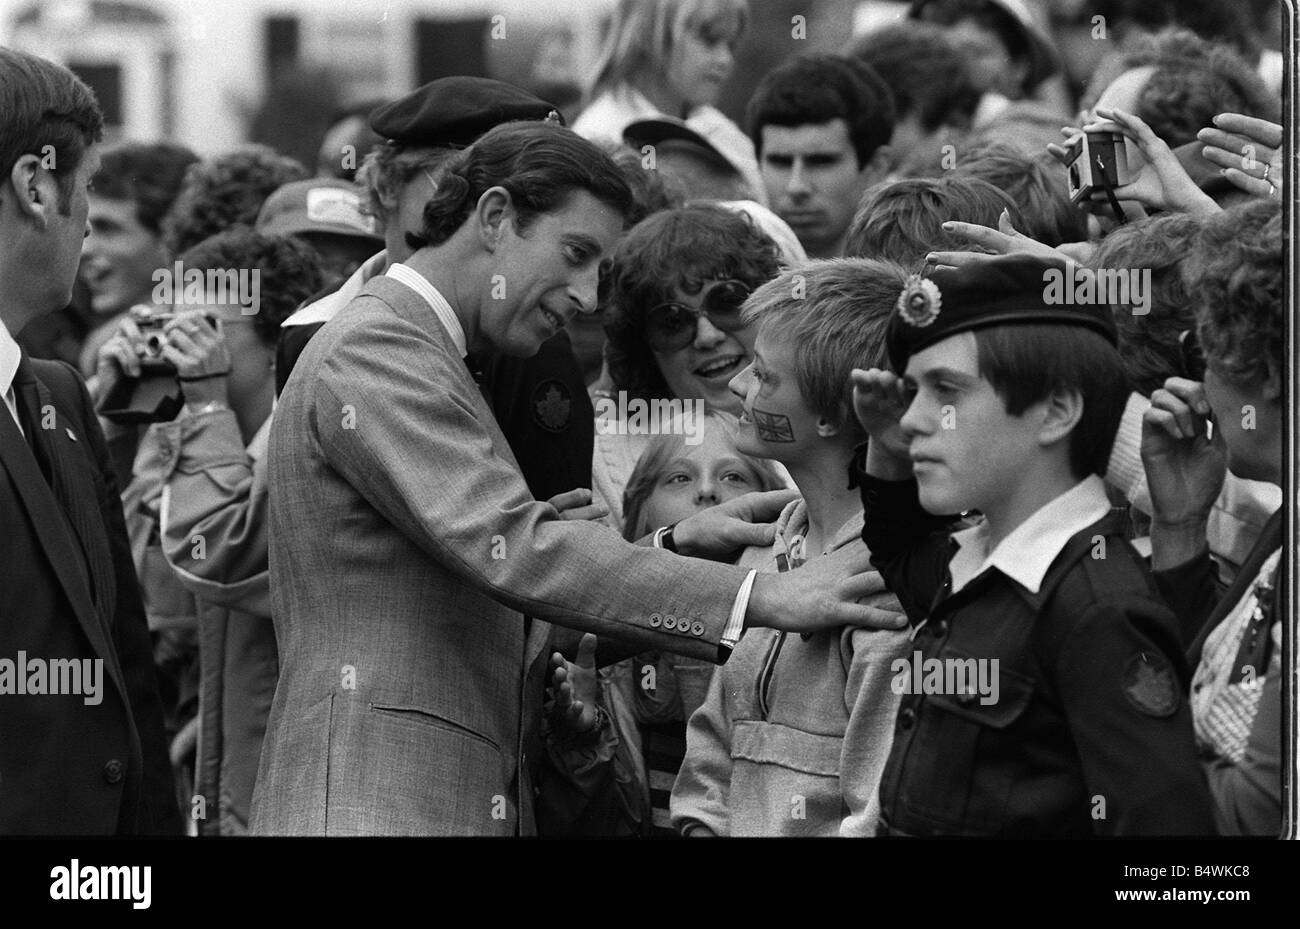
[369,76,563,150]
[885,253,1119,373]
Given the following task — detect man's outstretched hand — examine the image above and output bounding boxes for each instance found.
[669,488,799,559]
[747,542,907,634]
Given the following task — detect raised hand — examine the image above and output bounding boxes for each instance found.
[1197,112,1283,201]
[1082,107,1221,217]
[1141,376,1227,569]
[926,210,1072,269]
[549,632,600,734]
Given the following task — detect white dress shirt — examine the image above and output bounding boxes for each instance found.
[1,318,26,437]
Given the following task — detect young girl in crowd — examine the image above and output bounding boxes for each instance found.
[573,0,765,204]
[540,410,782,836]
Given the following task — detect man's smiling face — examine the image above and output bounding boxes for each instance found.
[481,189,624,357]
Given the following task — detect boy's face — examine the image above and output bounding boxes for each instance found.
[81,194,167,318]
[898,331,1045,515]
[728,330,820,463]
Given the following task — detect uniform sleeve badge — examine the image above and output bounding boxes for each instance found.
[1122,652,1179,717]
[532,379,572,433]
[896,275,942,328]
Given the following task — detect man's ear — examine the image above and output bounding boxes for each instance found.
[1038,387,1084,448]
[7,154,49,227]
[475,186,512,253]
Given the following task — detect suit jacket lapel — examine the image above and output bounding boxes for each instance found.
[3,364,122,683]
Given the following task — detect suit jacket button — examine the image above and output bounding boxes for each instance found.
[691,621,704,636]
[103,760,124,784]
[663,615,677,631]
[898,708,916,730]
[648,613,662,628]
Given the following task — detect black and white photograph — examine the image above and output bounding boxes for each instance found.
[0,0,1294,911]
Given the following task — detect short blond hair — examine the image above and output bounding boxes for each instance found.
[742,259,907,437]
[589,0,748,96]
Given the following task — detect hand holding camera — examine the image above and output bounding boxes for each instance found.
[1073,107,1221,219]
[95,307,225,424]
[161,313,231,411]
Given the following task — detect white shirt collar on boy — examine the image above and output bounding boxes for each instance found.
[948,474,1113,595]
[385,262,467,360]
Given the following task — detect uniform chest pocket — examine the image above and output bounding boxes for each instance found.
[900,654,1036,835]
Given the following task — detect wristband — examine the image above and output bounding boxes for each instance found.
[178,371,230,382]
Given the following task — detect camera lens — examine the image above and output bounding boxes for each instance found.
[145,334,165,357]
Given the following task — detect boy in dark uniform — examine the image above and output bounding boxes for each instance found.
[849,254,1216,836]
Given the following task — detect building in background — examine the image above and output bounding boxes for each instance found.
[0,0,612,157]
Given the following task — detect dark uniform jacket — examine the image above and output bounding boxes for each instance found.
[854,465,1217,837]
[0,356,181,834]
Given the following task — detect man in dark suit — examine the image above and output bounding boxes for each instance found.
[0,48,180,834]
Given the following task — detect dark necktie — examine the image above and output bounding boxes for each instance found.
[13,375,53,485]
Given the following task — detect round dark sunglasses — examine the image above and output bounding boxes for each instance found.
[644,280,752,351]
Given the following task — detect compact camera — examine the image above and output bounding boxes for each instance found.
[98,308,215,425]
[1064,130,1130,205]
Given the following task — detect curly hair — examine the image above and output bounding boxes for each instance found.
[1121,29,1278,148]
[953,141,1089,247]
[1184,199,1282,388]
[1085,212,1205,396]
[846,21,981,133]
[413,121,633,251]
[746,54,895,168]
[603,204,782,401]
[93,142,199,235]
[162,146,309,256]
[175,227,325,345]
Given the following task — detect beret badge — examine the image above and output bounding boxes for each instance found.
[896,275,942,328]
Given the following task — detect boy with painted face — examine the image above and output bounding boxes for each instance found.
[669,260,912,836]
[850,253,1215,836]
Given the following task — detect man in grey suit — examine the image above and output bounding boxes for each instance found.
[255,120,894,835]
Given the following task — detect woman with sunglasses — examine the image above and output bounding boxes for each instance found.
[1141,199,1283,836]
[595,204,784,529]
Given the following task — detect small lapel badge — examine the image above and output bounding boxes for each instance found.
[897,275,942,328]
[65,427,78,442]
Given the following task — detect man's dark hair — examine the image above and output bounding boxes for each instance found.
[176,228,325,345]
[845,175,1019,270]
[414,121,634,250]
[604,204,781,401]
[953,141,1089,246]
[974,324,1130,479]
[1120,29,1277,148]
[1086,212,1205,396]
[847,22,982,133]
[0,48,104,213]
[92,142,199,235]
[746,54,895,168]
[162,145,309,256]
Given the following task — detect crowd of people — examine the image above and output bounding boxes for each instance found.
[0,0,1286,838]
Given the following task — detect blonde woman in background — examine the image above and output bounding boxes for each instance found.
[573,0,766,205]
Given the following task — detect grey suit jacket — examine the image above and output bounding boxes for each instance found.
[251,274,747,835]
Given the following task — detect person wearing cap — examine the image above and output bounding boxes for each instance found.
[622,117,757,203]
[848,253,1215,836]
[746,55,894,261]
[255,178,383,288]
[573,0,765,207]
[276,75,595,502]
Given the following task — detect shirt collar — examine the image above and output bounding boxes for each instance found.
[385,262,467,359]
[949,474,1113,595]
[0,317,22,398]
[282,249,388,330]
